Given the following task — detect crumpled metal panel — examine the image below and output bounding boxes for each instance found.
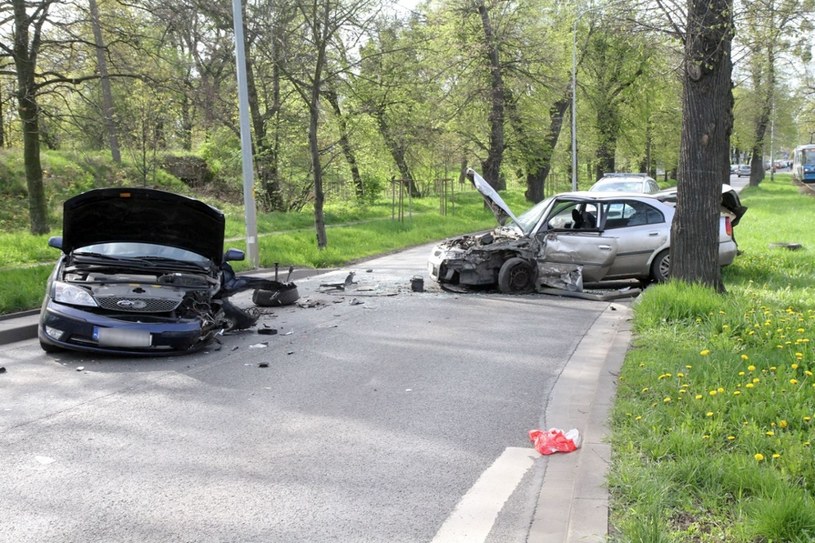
[536,263,584,292]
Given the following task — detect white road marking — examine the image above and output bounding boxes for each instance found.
[431,447,539,543]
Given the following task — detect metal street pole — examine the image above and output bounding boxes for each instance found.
[232,0,259,268]
[571,18,578,192]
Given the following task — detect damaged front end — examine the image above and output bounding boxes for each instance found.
[39,245,299,356]
[428,228,537,287]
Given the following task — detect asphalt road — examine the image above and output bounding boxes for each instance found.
[1,243,622,543]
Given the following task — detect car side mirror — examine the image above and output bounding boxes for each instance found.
[48,236,63,250]
[223,248,245,262]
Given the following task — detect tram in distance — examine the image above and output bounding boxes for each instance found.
[792,144,815,183]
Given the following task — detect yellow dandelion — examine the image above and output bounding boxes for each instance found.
[663,397,672,403]
[791,379,799,385]
[772,453,781,459]
[700,349,711,356]
[779,420,788,428]
[727,435,736,441]
[706,412,714,417]
[748,365,756,372]
[733,391,742,396]
[766,431,775,436]
[695,394,703,400]
[709,390,717,396]
[755,453,765,461]
[717,387,725,393]
[746,383,755,389]
[741,354,750,361]
[792,363,800,370]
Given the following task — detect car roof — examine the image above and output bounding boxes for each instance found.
[555,190,667,203]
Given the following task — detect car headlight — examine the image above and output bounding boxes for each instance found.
[53,281,98,307]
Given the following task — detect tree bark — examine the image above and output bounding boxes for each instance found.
[475,0,505,190]
[89,0,121,164]
[325,89,364,200]
[672,0,733,292]
[373,109,419,197]
[506,88,569,203]
[12,0,50,235]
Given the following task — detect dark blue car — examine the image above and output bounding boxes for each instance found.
[39,188,295,356]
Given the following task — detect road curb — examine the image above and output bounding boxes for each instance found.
[0,310,39,345]
[528,303,632,542]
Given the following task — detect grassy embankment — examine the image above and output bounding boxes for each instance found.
[610,174,815,542]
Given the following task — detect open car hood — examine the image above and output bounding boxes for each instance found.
[60,188,227,263]
[466,169,521,227]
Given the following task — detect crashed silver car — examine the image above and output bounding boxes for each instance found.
[39,187,297,356]
[427,170,741,293]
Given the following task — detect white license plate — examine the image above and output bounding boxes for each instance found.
[94,327,153,348]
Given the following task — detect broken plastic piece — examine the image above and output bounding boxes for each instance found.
[529,428,581,455]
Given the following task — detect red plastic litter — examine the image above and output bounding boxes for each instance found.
[529,428,581,455]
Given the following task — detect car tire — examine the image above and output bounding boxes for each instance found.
[252,285,300,307]
[498,257,536,294]
[650,250,671,283]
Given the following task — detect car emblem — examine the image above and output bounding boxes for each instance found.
[117,299,147,309]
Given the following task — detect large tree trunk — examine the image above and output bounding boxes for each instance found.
[325,89,364,200]
[13,0,49,235]
[672,0,733,292]
[595,102,619,180]
[0,85,5,148]
[89,0,121,164]
[475,0,505,190]
[244,26,285,212]
[373,110,419,197]
[749,45,775,188]
[506,88,569,203]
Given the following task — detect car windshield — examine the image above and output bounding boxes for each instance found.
[514,196,555,235]
[74,242,210,265]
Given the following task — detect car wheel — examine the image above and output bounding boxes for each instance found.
[650,250,671,283]
[252,285,300,307]
[498,257,536,294]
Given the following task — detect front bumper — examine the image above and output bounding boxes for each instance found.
[39,300,209,356]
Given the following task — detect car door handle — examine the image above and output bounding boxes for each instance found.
[648,232,660,236]
[598,245,613,250]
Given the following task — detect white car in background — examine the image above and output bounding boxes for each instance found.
[589,173,660,194]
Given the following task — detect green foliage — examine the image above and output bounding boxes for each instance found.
[198,128,242,182]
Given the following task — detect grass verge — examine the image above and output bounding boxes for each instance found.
[609,175,815,542]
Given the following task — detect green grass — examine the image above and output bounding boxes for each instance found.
[609,174,815,542]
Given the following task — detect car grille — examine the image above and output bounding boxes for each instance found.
[96,297,181,313]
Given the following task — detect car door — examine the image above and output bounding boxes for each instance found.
[533,198,619,282]
[598,199,669,279]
